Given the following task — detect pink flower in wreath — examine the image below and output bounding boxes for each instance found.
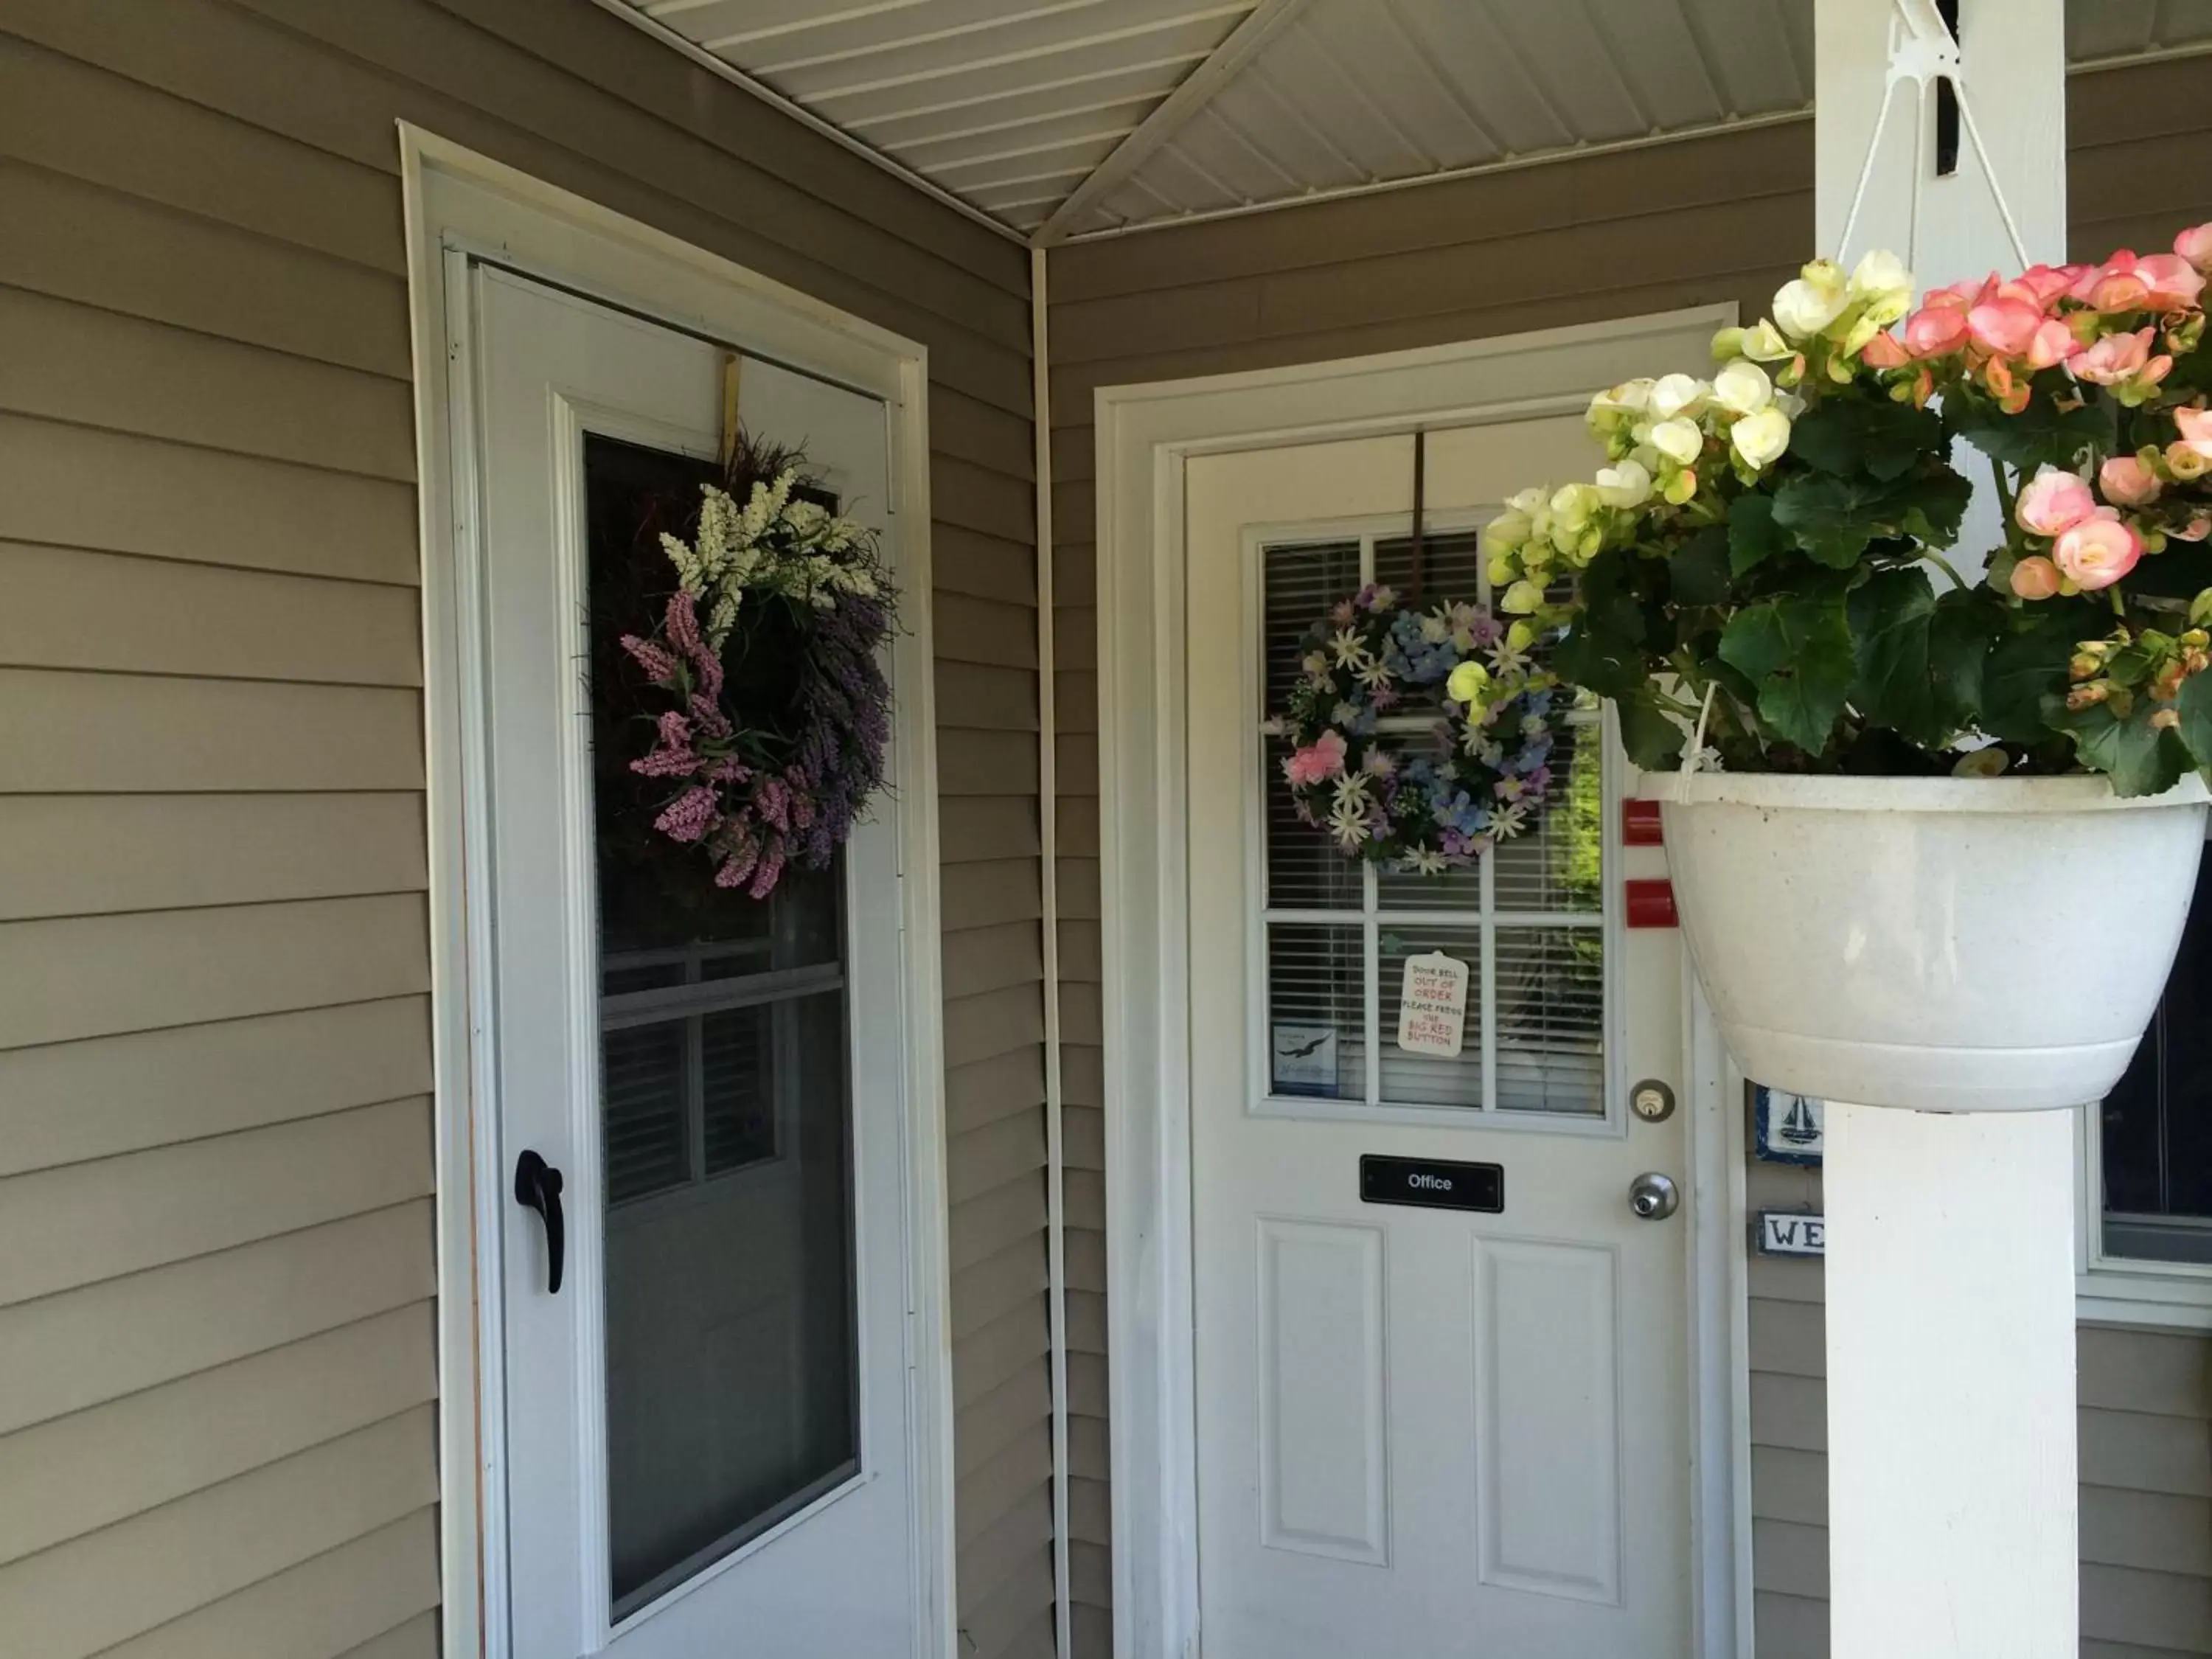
[654,785,720,843]
[1284,730,1348,787]
[2053,511,2143,591]
[2016,466,2097,538]
[2099,455,2163,507]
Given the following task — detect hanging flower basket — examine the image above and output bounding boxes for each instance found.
[1481,226,2212,1109]
[1655,770,2206,1110]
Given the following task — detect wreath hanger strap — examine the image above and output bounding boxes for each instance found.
[718,351,744,473]
[1408,425,1427,597]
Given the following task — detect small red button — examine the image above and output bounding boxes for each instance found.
[1622,799,1663,846]
[1625,878,1677,928]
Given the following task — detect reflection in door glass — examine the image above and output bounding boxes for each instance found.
[585,435,860,1618]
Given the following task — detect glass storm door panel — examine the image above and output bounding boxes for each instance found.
[470,264,917,1658]
[1183,428,1694,1659]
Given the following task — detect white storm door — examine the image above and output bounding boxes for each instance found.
[1185,425,1691,1658]
[470,264,917,1658]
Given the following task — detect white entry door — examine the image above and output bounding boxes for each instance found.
[1185,426,1691,1658]
[469,264,921,1657]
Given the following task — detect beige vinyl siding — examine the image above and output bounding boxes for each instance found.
[0,3,1046,1656]
[1043,54,2212,1657]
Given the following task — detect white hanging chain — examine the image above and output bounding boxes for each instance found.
[1833,0,2033,274]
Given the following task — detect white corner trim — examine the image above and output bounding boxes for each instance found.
[1032,245,1077,1659]
[1093,304,1745,1659]
[397,125,955,1659]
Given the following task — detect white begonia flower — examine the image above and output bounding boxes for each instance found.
[1649,373,1711,420]
[1738,320,1795,362]
[1731,406,1793,470]
[1481,508,1533,554]
[1594,458,1653,509]
[1772,260,1850,338]
[1549,481,1601,529]
[1712,358,1774,416]
[1500,579,1546,615]
[1848,248,1914,326]
[1588,378,1655,420]
[1649,417,1705,466]
[1506,486,1548,514]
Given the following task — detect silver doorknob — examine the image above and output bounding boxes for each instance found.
[1629,1172,1679,1220]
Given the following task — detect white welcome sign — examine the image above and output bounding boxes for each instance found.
[1396,951,1470,1058]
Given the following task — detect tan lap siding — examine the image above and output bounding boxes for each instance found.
[0,0,1044,1653]
[1044,55,2212,1656]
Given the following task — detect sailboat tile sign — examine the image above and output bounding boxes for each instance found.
[1752,1084,1824,1166]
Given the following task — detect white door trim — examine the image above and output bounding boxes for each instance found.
[1091,308,1752,1659]
[398,128,955,1659]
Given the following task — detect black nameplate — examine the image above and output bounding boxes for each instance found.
[1359,1155,1503,1214]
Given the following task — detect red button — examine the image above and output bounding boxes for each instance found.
[1625,878,1677,928]
[1622,799,1663,846]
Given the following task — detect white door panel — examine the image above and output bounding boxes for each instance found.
[473,265,916,1657]
[1186,431,1690,1658]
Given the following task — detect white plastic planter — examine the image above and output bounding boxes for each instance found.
[1652,771,2211,1112]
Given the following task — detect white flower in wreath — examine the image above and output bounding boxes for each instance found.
[1491,799,1532,839]
[1327,795,1372,849]
[1354,658,1394,691]
[1302,650,1330,681]
[1331,700,1363,727]
[1332,772,1371,811]
[1487,637,1531,676]
[1360,747,1396,777]
[1403,848,1447,875]
[1521,714,1548,740]
[1329,628,1372,670]
[1419,611,1452,644]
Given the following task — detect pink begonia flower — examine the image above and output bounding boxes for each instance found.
[2010,555,2062,601]
[2072,326,2167,387]
[2138,254,2206,310]
[1966,296,2045,357]
[2174,407,2212,462]
[1903,304,1969,357]
[2053,511,2143,591]
[1859,330,1910,369]
[2010,265,2079,307]
[1284,729,1348,787]
[1922,275,1991,313]
[2027,317,2079,369]
[2073,251,2205,313]
[2016,466,2098,537]
[2178,223,2212,277]
[2100,454,2164,507]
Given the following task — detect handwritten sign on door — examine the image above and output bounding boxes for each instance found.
[1396,951,1469,1058]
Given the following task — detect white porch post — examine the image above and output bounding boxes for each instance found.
[1813,4,2080,1655]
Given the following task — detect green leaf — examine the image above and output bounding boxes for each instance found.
[1551,619,1645,702]
[1846,571,1997,746]
[1669,525,1732,608]
[1979,614,2081,744]
[1727,493,1789,577]
[1847,567,1940,744]
[1898,467,1973,549]
[1790,398,1946,482]
[2177,670,2212,773]
[1614,695,1686,769]
[2060,700,2191,797]
[1771,475,1895,568]
[1719,596,1856,754]
[1949,393,2118,473]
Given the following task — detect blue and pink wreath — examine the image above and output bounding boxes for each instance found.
[1273,585,1558,873]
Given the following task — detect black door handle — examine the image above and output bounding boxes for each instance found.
[513,1149,566,1295]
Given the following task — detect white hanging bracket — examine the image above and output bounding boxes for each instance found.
[1834,0,2032,274]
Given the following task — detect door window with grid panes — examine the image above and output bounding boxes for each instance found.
[1256,526,1609,1118]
